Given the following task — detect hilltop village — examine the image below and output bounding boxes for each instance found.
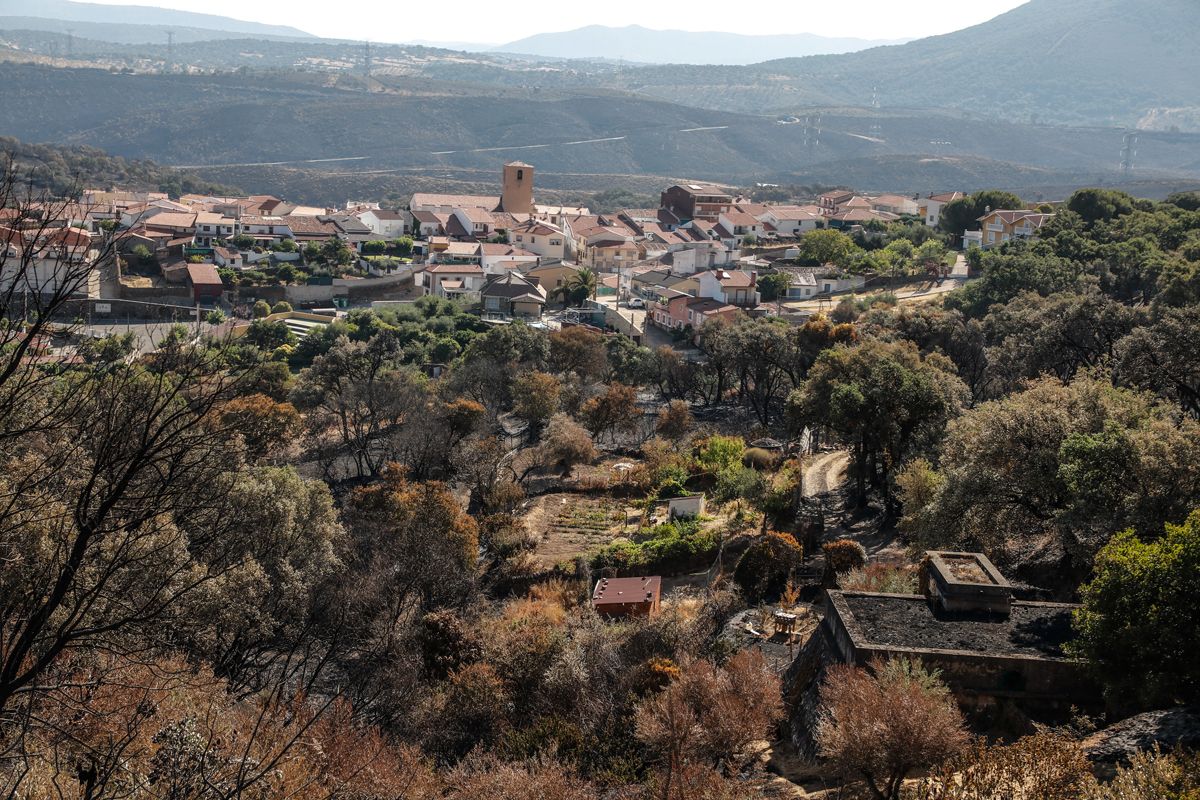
[26,162,1032,339]
[2,154,1199,799]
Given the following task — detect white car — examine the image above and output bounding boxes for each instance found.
[626,297,645,309]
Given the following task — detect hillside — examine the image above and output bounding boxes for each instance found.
[0,63,1197,201]
[494,25,906,65]
[0,17,310,45]
[0,135,240,197]
[3,0,1196,130]
[0,0,311,39]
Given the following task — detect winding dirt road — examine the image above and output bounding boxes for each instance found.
[803,450,849,498]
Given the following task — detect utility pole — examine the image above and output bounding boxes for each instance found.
[363,40,372,92]
[869,86,883,140]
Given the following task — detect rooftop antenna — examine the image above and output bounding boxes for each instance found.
[165,30,175,73]
[1120,132,1138,177]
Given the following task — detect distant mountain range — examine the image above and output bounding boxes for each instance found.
[492,25,907,65]
[597,0,1200,126]
[0,0,1198,202]
[0,0,311,40]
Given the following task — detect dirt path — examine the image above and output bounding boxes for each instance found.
[803,450,849,498]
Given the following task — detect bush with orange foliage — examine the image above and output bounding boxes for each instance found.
[816,658,969,800]
[217,391,302,460]
[822,538,868,587]
[635,649,783,791]
[11,655,437,800]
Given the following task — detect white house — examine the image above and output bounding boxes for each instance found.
[717,209,766,241]
[423,263,486,301]
[239,216,296,244]
[870,194,920,216]
[918,192,964,228]
[661,242,733,276]
[194,211,238,247]
[479,242,539,274]
[510,219,567,260]
[757,206,824,238]
[213,246,245,270]
[778,270,819,300]
[0,226,99,297]
[411,211,449,238]
[357,209,408,238]
[409,192,498,214]
[697,269,759,307]
[451,206,498,239]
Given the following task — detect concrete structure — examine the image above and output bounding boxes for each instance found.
[500,161,534,215]
[923,551,1013,616]
[231,310,333,340]
[819,588,1094,716]
[785,550,1099,753]
[668,494,706,520]
[592,576,662,619]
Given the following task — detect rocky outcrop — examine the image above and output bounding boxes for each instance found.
[1084,707,1200,779]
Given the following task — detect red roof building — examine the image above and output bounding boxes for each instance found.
[186,262,224,303]
[592,576,662,619]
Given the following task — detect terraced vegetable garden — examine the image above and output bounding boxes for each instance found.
[525,493,635,567]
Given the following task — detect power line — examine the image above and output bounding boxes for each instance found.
[1120,131,1138,176]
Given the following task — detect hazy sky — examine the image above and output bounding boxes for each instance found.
[81,0,1030,45]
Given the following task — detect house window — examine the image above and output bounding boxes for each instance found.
[485,297,500,311]
[516,169,524,180]
[550,239,561,246]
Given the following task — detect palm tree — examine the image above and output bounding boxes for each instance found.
[553,267,598,307]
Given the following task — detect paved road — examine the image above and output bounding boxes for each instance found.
[77,320,208,354]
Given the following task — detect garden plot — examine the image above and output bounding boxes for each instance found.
[525,493,635,567]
